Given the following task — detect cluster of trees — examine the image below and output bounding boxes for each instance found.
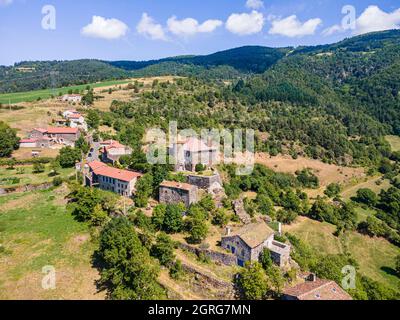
[67,183,117,226]
[222,164,310,224]
[309,198,358,235]
[350,185,400,246]
[96,217,166,299]
[0,121,19,158]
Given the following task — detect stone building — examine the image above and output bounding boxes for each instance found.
[60,94,82,103]
[101,140,132,164]
[186,172,223,194]
[85,161,142,197]
[169,136,218,172]
[159,181,198,207]
[221,221,291,267]
[19,137,51,148]
[282,275,352,300]
[28,127,80,147]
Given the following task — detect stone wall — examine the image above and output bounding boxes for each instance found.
[159,186,197,207]
[187,173,222,192]
[180,243,237,266]
[0,182,53,195]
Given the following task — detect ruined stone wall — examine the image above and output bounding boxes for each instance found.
[180,243,237,266]
[0,182,53,195]
[187,174,222,191]
[180,263,235,300]
[159,187,191,207]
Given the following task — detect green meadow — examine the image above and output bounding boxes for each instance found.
[0,79,133,104]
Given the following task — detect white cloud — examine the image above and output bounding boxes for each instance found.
[322,24,344,37]
[246,0,264,10]
[322,6,400,37]
[0,0,13,6]
[167,16,222,36]
[81,16,128,40]
[268,15,322,37]
[354,5,400,35]
[226,11,265,35]
[137,13,167,40]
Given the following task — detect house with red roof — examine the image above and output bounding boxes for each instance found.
[85,161,142,197]
[282,274,352,300]
[169,136,218,172]
[101,140,132,164]
[27,127,81,147]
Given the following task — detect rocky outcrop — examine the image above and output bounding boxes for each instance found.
[0,182,53,195]
[179,243,237,266]
[232,198,251,224]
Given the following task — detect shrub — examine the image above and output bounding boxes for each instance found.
[324,183,342,198]
[52,176,63,187]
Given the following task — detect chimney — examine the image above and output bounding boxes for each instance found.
[307,273,317,282]
[207,137,213,148]
[226,226,231,236]
[278,222,282,236]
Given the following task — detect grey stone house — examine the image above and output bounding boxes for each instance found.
[221,221,291,267]
[159,181,198,207]
[169,137,218,172]
[186,172,223,194]
[29,127,80,146]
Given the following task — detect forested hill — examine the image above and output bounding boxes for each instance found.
[0,60,130,93]
[0,46,289,93]
[109,46,290,74]
[234,30,400,135]
[1,29,400,104]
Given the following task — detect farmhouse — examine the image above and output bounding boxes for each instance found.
[61,110,87,131]
[159,181,198,207]
[19,137,50,148]
[101,140,132,164]
[85,161,142,197]
[282,275,352,300]
[28,127,80,146]
[169,136,218,172]
[61,94,82,103]
[221,221,291,267]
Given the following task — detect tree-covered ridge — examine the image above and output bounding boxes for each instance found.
[0,60,129,93]
[111,46,289,74]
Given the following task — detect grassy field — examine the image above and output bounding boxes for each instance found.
[284,216,400,291]
[0,79,134,104]
[0,164,74,188]
[0,187,104,300]
[385,135,400,152]
[340,176,391,202]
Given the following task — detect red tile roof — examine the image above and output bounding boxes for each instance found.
[160,181,196,191]
[46,127,79,134]
[33,128,48,133]
[283,279,352,300]
[67,114,83,119]
[88,161,142,182]
[20,138,38,143]
[176,137,217,152]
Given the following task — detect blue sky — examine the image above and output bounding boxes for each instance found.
[0,0,399,65]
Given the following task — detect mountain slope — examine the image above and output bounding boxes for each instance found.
[110,46,289,74]
[235,30,400,134]
[0,60,129,93]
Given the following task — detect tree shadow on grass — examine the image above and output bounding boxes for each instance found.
[380,266,398,277]
[91,250,110,298]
